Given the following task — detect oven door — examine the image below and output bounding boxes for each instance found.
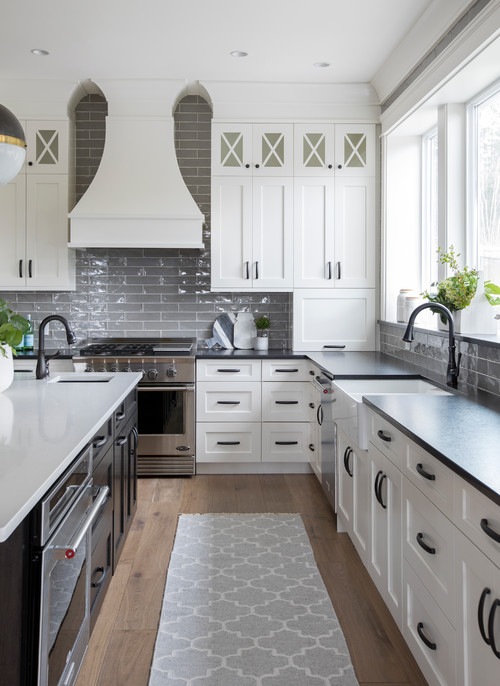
[38,484,109,686]
[137,384,195,456]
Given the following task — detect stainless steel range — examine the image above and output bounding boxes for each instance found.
[73,338,196,476]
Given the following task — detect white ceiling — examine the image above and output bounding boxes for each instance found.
[0,0,435,95]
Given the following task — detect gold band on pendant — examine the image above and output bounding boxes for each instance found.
[0,134,26,148]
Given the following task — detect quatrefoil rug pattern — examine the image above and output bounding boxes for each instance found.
[148,513,359,685]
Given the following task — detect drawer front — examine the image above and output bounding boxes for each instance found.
[92,418,113,470]
[262,382,314,421]
[403,478,456,623]
[90,503,113,631]
[403,439,455,520]
[262,422,312,462]
[197,359,262,381]
[261,359,311,382]
[403,559,457,686]
[196,423,261,462]
[197,382,261,421]
[370,412,406,466]
[454,475,500,568]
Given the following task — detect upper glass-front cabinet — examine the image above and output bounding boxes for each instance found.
[294,123,375,177]
[25,120,68,174]
[212,123,293,176]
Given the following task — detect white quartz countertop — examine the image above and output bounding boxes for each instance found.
[0,372,142,542]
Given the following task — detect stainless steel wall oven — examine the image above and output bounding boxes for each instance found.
[73,338,196,476]
[30,445,109,686]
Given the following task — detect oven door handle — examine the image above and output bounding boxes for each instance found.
[138,385,194,392]
[54,485,109,560]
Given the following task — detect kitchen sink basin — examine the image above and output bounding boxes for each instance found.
[332,377,450,449]
[48,373,113,383]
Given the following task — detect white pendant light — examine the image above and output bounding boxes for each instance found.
[0,104,26,186]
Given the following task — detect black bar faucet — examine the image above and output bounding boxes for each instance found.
[402,302,461,389]
[36,315,77,379]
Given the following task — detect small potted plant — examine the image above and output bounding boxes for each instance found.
[0,298,29,392]
[422,246,499,332]
[254,315,271,351]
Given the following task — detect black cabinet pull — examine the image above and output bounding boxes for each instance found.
[309,443,315,451]
[327,261,332,279]
[309,402,315,409]
[377,429,392,442]
[116,411,126,421]
[481,518,500,543]
[245,163,250,169]
[93,436,108,449]
[336,261,341,280]
[317,405,323,426]
[416,532,436,555]
[375,471,387,509]
[275,400,299,405]
[217,368,241,373]
[344,447,353,477]
[478,587,492,646]
[245,261,250,279]
[255,261,259,279]
[275,441,299,445]
[416,463,436,481]
[323,345,346,349]
[217,441,241,445]
[488,598,500,659]
[276,368,299,373]
[417,622,436,650]
[19,259,23,278]
[28,259,33,278]
[216,400,241,405]
[91,565,108,588]
[115,435,127,446]
[131,426,139,453]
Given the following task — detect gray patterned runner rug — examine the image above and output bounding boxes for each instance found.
[148,513,359,686]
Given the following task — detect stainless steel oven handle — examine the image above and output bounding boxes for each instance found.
[54,485,109,560]
[138,385,194,392]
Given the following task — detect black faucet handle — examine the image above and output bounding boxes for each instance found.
[46,349,61,362]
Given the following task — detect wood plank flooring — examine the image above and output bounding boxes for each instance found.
[77,474,428,686]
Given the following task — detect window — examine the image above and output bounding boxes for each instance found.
[422,127,439,288]
[469,82,500,283]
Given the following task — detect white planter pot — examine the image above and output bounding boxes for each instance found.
[253,335,269,351]
[0,346,14,393]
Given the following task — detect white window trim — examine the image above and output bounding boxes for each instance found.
[422,126,438,290]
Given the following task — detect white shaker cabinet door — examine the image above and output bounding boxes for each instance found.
[212,123,253,176]
[293,289,376,351]
[293,124,335,176]
[0,175,26,288]
[334,124,375,177]
[211,176,253,289]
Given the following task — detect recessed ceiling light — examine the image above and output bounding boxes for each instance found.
[31,49,49,56]
[313,61,330,68]
[230,51,248,58]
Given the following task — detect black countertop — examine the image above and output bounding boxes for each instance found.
[364,393,500,506]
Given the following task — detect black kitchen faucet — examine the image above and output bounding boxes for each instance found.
[36,315,77,379]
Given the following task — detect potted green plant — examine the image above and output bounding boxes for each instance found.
[0,298,29,392]
[254,315,271,351]
[422,246,499,332]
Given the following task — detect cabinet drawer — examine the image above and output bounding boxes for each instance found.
[369,412,406,467]
[262,422,312,462]
[403,559,457,686]
[196,423,261,462]
[403,439,455,520]
[196,382,261,421]
[197,359,262,381]
[261,359,311,381]
[262,382,314,421]
[91,418,113,470]
[90,502,112,632]
[403,478,456,623]
[454,475,500,568]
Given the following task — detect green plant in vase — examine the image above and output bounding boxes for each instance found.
[0,298,29,357]
[255,315,271,337]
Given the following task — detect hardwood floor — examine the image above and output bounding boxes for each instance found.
[77,474,428,686]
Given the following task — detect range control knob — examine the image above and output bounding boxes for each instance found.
[147,369,158,380]
[122,366,133,373]
[109,366,119,373]
[166,366,177,378]
[96,366,106,372]
[84,366,94,373]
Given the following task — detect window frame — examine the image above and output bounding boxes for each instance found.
[421,125,439,290]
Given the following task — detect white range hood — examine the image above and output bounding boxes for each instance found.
[69,79,204,249]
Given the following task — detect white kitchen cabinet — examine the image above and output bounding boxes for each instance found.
[456,529,500,686]
[368,443,403,627]
[0,118,74,291]
[262,381,314,422]
[293,123,375,177]
[196,359,262,382]
[211,176,293,291]
[293,175,375,289]
[454,475,500,569]
[293,288,376,351]
[196,381,261,422]
[212,122,293,176]
[261,359,313,381]
[262,422,313,462]
[196,423,261,463]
